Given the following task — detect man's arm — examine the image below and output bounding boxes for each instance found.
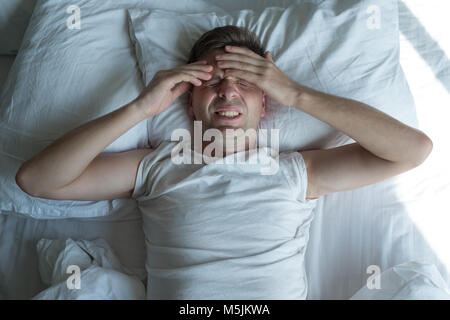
[299,141,430,200]
[216,45,432,164]
[214,45,433,199]
[16,60,213,200]
[293,86,433,199]
[15,102,148,198]
[293,86,432,165]
[18,148,154,201]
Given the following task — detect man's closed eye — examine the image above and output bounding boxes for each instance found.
[204,81,220,87]
[238,80,252,87]
[204,79,253,88]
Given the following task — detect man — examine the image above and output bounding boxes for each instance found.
[16,26,432,299]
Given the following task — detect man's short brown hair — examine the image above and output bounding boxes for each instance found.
[187,25,266,63]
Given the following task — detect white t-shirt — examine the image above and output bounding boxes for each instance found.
[132,141,319,299]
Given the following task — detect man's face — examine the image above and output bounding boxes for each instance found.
[188,48,266,133]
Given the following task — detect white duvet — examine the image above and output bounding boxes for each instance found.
[33,238,145,300]
[32,237,450,300]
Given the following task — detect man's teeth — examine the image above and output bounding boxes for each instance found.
[218,111,239,117]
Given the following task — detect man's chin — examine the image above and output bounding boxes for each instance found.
[204,121,245,132]
[216,125,244,132]
[195,119,253,134]
[196,122,259,152]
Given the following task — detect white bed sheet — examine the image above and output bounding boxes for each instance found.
[0,56,15,91]
[397,0,450,286]
[305,0,450,299]
[1,0,450,300]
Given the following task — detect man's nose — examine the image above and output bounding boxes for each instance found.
[218,78,239,100]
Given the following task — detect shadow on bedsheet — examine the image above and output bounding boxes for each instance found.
[398,1,450,95]
[0,0,36,56]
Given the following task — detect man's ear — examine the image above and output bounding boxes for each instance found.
[261,92,267,118]
[187,90,194,117]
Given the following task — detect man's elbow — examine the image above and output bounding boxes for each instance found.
[409,135,433,167]
[15,166,40,197]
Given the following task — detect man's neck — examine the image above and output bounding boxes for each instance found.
[201,137,256,158]
[190,132,257,159]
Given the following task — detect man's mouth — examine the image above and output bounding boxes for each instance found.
[213,106,243,121]
[214,111,242,120]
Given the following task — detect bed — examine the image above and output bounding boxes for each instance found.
[1,0,449,300]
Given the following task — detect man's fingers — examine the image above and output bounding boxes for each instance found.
[224,69,259,85]
[265,51,274,63]
[216,52,265,67]
[177,64,213,80]
[217,60,264,75]
[181,69,212,81]
[224,45,263,59]
[168,72,202,88]
[180,64,213,73]
[170,69,211,84]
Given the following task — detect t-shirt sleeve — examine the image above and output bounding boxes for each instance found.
[281,151,320,205]
[131,151,155,200]
[131,141,174,200]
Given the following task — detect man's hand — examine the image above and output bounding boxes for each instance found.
[134,61,213,117]
[215,45,301,107]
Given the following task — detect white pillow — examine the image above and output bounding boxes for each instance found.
[0,0,36,55]
[0,0,225,219]
[128,0,418,152]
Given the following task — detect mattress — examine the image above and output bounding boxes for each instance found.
[1,0,449,300]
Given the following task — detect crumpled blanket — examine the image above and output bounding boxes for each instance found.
[32,238,146,300]
[32,239,449,300]
[350,261,450,300]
